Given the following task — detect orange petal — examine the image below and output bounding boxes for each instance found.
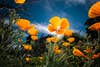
[64,30,73,37]
[31,36,38,41]
[14,0,26,4]
[16,19,30,31]
[67,37,75,43]
[48,24,56,32]
[49,16,61,28]
[88,22,100,31]
[88,1,100,18]
[62,42,70,47]
[60,18,70,29]
[28,28,38,36]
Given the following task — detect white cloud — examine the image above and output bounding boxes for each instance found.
[35,23,85,38]
[35,23,56,35]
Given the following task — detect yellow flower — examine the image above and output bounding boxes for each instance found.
[31,36,38,41]
[88,1,100,18]
[23,44,32,50]
[51,37,59,43]
[67,37,75,43]
[25,57,31,62]
[14,0,26,4]
[28,28,38,36]
[60,18,70,29]
[62,42,70,47]
[64,30,73,37]
[73,47,90,59]
[54,45,59,50]
[88,22,100,31]
[16,19,30,31]
[73,47,84,57]
[46,37,59,43]
[54,49,62,54]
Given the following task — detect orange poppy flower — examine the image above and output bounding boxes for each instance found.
[46,37,52,43]
[88,1,100,18]
[88,22,100,31]
[31,36,38,41]
[28,28,38,36]
[54,45,59,50]
[14,0,26,4]
[48,16,70,35]
[73,47,90,59]
[67,37,75,43]
[51,37,60,43]
[54,49,62,54]
[64,29,73,37]
[23,44,32,50]
[46,37,59,43]
[92,53,100,59]
[62,42,70,47]
[16,19,30,31]
[25,57,31,62]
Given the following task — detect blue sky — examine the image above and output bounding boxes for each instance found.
[0,0,99,36]
[18,0,98,35]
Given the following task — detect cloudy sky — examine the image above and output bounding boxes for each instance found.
[0,0,99,36]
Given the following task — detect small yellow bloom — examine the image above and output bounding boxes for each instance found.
[16,19,30,31]
[46,37,59,43]
[25,57,31,62]
[54,49,62,54]
[31,36,38,41]
[67,37,75,43]
[88,22,100,31]
[23,44,32,50]
[46,37,52,43]
[51,37,59,43]
[18,38,22,42]
[28,28,38,36]
[62,42,70,47]
[54,45,59,50]
[64,30,73,37]
[14,0,26,4]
